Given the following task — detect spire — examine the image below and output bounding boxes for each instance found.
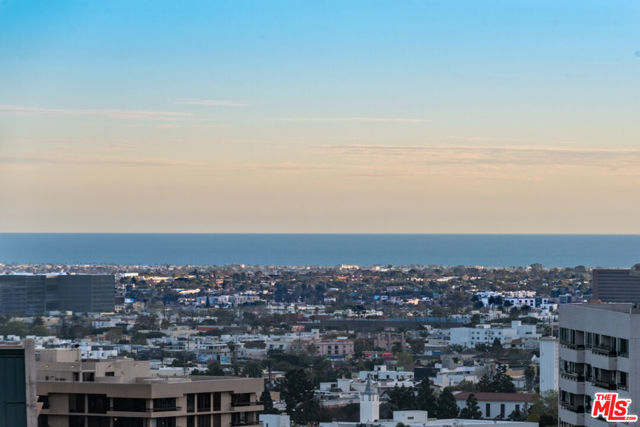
[364,375,374,395]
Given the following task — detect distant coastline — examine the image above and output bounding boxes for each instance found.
[1,233,639,268]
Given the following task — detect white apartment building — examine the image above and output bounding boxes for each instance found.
[450,321,538,348]
[539,337,558,393]
[558,303,638,427]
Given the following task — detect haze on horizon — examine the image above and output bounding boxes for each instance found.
[1,1,639,234]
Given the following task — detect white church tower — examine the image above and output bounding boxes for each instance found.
[360,376,379,424]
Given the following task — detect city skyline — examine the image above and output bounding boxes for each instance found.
[1,0,640,233]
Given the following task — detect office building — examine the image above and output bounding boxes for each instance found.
[0,274,114,315]
[36,349,263,427]
[449,321,538,348]
[592,268,640,303]
[558,303,638,427]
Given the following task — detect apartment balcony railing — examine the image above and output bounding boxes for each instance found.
[592,379,617,390]
[561,402,585,413]
[591,346,616,357]
[560,371,585,382]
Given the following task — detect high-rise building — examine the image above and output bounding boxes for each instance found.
[0,274,114,315]
[592,268,640,303]
[558,303,638,427]
[36,349,263,427]
[0,339,37,427]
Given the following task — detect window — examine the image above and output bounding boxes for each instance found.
[213,393,221,411]
[156,418,177,427]
[113,398,146,412]
[88,417,111,427]
[113,418,145,427]
[213,414,221,427]
[154,398,178,412]
[38,415,48,427]
[486,403,490,417]
[618,338,629,357]
[73,372,80,382]
[69,394,85,413]
[105,371,115,377]
[187,416,196,427]
[500,404,505,418]
[198,415,212,427]
[69,416,85,427]
[232,394,251,407]
[187,394,196,412]
[198,393,211,412]
[83,372,95,382]
[37,395,49,410]
[88,394,109,414]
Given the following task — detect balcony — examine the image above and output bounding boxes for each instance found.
[559,373,586,395]
[592,379,617,390]
[559,404,585,426]
[560,345,585,364]
[591,346,616,357]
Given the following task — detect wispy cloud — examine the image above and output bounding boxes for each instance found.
[274,117,429,123]
[175,99,247,107]
[0,105,191,121]
[320,144,640,167]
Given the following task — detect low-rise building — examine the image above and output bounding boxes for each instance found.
[36,349,263,427]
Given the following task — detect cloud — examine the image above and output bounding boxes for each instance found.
[0,105,191,121]
[320,144,640,168]
[274,117,429,123]
[175,99,247,107]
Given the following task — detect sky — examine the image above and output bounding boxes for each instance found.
[1,0,639,233]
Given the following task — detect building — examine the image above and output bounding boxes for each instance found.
[539,337,558,393]
[0,274,115,315]
[592,268,640,303]
[36,349,263,427]
[453,392,535,420]
[558,303,638,427]
[0,339,37,427]
[449,321,538,348]
[317,338,354,359]
[259,414,290,427]
[359,378,379,423]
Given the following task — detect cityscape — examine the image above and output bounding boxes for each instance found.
[2,1,640,427]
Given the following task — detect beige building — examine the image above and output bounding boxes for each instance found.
[36,349,263,427]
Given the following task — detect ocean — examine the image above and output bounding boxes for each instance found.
[1,233,639,268]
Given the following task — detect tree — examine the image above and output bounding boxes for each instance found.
[492,365,516,393]
[396,351,414,368]
[105,327,123,343]
[508,404,527,421]
[476,374,492,392]
[260,390,278,414]
[388,385,415,411]
[527,391,558,427]
[29,324,49,336]
[415,380,437,415]
[131,332,148,345]
[134,314,158,331]
[524,365,536,392]
[1,320,28,337]
[207,360,225,376]
[436,388,459,419]
[281,369,319,424]
[241,361,263,378]
[459,394,482,419]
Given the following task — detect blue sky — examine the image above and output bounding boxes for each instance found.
[1,1,639,232]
